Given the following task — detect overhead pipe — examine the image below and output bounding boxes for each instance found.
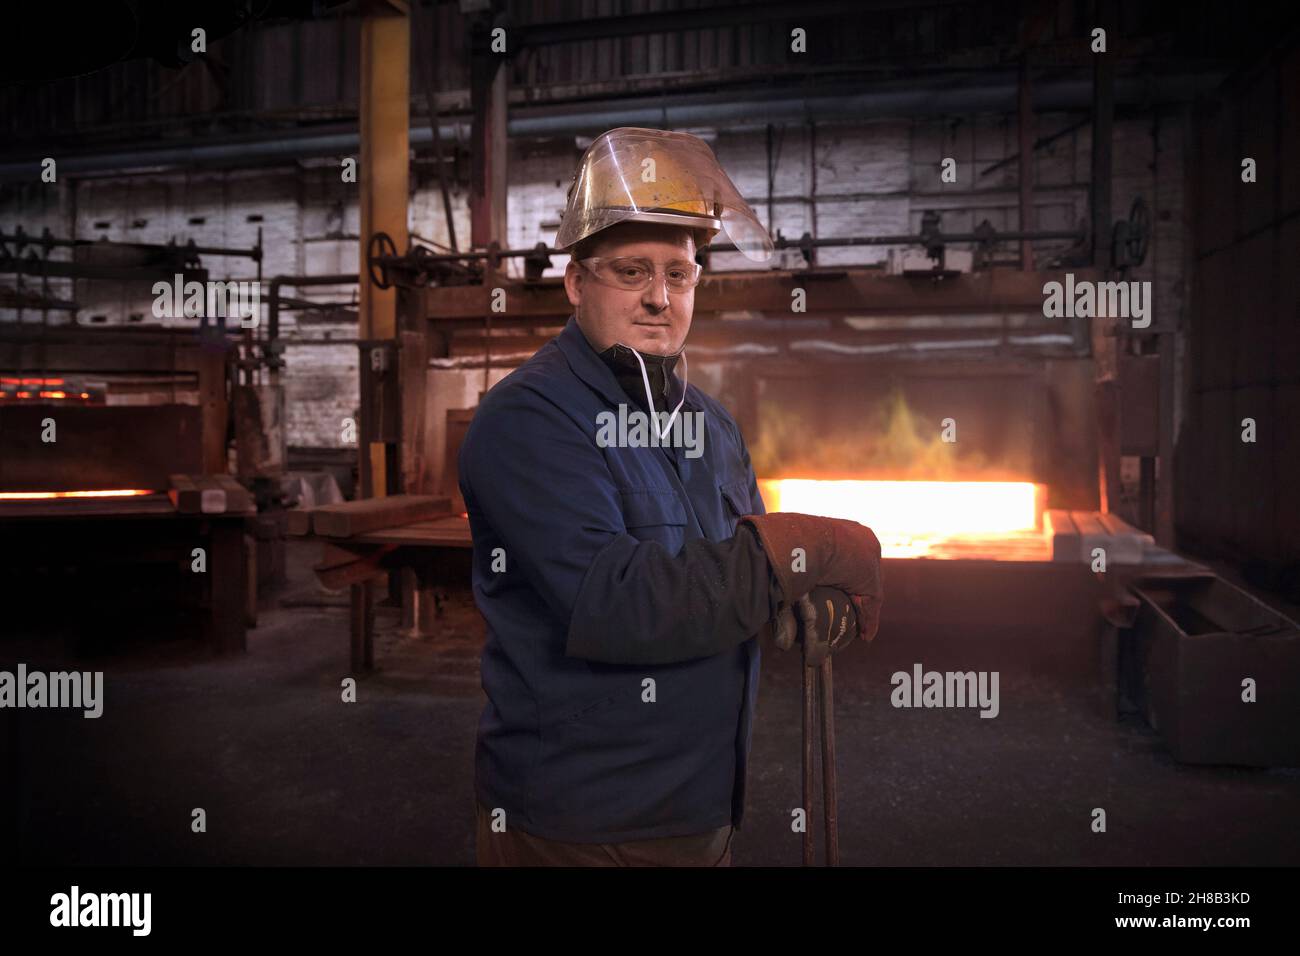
[0,71,1223,181]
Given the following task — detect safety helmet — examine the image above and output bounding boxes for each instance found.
[555,127,774,262]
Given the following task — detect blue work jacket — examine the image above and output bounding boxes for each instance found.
[459,314,769,843]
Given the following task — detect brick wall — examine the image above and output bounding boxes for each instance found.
[2,113,1189,461]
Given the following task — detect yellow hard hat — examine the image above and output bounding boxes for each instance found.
[556,127,774,262]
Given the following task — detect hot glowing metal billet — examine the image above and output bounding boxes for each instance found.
[0,489,155,500]
[758,478,1045,559]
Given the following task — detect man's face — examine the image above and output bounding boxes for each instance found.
[563,222,696,356]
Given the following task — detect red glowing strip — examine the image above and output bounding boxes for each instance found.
[0,377,64,386]
[3,389,84,400]
[0,489,155,500]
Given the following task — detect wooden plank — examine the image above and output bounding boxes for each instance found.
[192,476,228,514]
[314,541,395,589]
[1096,511,1154,542]
[169,474,225,514]
[212,474,254,513]
[1071,510,1152,566]
[311,494,450,538]
[1044,510,1080,562]
[1070,511,1109,565]
[168,474,202,514]
[352,515,472,547]
[1096,511,1154,564]
[286,508,313,536]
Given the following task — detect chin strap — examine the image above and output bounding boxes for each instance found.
[622,343,688,442]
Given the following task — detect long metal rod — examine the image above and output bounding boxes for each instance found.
[517,0,876,46]
[0,72,1224,183]
[410,0,458,253]
[0,229,261,260]
[373,227,1085,269]
[980,118,1087,178]
[819,658,840,866]
[267,273,359,341]
[803,660,816,867]
[1017,55,1035,272]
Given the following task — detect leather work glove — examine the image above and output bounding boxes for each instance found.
[740,512,884,645]
[773,585,860,665]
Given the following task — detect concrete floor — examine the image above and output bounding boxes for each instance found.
[6,539,1300,866]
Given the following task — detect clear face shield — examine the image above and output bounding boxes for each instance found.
[556,127,775,264]
[563,129,771,440]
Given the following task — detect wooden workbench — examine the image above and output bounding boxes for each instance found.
[292,497,472,672]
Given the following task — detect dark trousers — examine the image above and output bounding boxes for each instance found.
[475,801,734,867]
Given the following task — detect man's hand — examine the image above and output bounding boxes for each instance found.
[740,512,883,645]
[772,586,864,665]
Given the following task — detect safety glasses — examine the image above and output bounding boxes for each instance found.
[578,256,703,292]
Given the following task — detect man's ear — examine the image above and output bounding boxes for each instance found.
[563,259,583,307]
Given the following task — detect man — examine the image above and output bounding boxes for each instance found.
[460,128,882,866]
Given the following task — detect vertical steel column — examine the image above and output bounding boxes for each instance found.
[359,0,410,499]
[1090,0,1123,515]
[1090,4,1115,271]
[802,662,816,866]
[469,11,508,253]
[1018,55,1036,271]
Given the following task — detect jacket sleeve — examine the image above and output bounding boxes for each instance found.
[735,414,767,517]
[459,384,780,666]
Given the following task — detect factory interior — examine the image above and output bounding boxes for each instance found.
[2,0,1299,869]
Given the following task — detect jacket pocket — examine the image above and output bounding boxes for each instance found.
[619,487,689,529]
[719,478,753,519]
[558,694,619,725]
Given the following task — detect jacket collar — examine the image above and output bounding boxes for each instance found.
[556,315,696,412]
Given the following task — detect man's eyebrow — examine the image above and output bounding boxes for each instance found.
[610,255,694,263]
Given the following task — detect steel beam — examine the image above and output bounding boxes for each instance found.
[358,0,409,500]
[1018,55,1036,271]
[359,0,409,342]
[468,14,508,254]
[415,268,1100,321]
